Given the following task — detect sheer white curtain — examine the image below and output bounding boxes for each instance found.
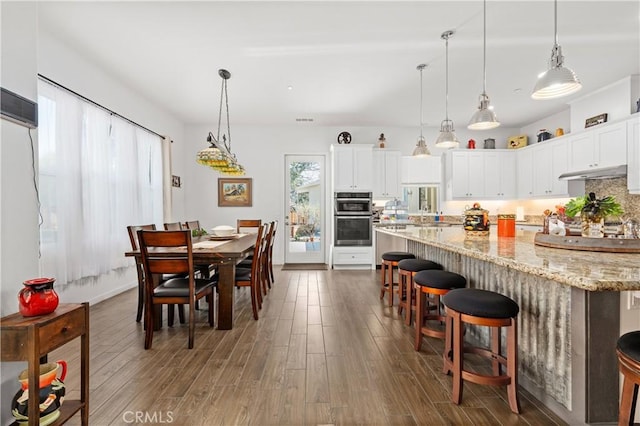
[38,80,163,285]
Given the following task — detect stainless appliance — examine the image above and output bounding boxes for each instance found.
[334,192,372,215]
[334,192,372,246]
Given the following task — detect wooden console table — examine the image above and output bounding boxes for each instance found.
[1,303,89,425]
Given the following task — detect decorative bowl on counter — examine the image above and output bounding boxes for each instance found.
[211,225,235,237]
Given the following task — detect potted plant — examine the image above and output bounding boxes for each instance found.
[564,192,623,238]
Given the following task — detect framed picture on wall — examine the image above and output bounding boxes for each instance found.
[218,178,252,207]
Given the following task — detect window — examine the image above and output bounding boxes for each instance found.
[38,80,163,285]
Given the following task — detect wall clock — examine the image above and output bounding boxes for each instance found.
[337,131,352,144]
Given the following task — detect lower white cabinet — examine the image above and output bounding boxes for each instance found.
[332,246,374,269]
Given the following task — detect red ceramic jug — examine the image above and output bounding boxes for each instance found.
[18,278,59,317]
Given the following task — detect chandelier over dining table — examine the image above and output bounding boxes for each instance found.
[196,69,245,175]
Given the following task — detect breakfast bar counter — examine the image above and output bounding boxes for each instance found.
[375,225,640,425]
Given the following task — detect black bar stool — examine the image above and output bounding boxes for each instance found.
[442,288,520,414]
[379,251,415,307]
[617,330,640,425]
[413,270,466,349]
[397,259,443,326]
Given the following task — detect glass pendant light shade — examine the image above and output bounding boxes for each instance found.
[532,0,582,100]
[468,0,500,130]
[413,63,431,157]
[435,30,459,149]
[197,69,245,175]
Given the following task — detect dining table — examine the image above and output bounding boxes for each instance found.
[125,232,257,330]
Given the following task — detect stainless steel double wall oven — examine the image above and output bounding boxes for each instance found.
[334,192,373,246]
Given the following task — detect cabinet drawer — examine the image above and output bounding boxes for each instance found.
[38,305,87,355]
[333,250,371,264]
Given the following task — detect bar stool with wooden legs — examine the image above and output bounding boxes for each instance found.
[380,251,415,307]
[441,288,520,414]
[413,270,466,349]
[397,259,443,326]
[617,330,640,425]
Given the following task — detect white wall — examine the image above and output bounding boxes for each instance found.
[0,3,40,423]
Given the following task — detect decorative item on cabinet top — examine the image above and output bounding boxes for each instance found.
[508,135,528,149]
[585,113,608,129]
[337,131,352,144]
[378,133,386,148]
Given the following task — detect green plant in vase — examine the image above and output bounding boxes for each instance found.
[565,192,623,238]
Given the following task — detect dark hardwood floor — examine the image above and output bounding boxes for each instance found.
[52,268,567,425]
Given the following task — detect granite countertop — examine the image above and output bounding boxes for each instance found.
[375,226,640,291]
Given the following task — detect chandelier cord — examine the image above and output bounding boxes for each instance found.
[224,77,231,152]
[217,77,224,143]
[445,35,450,122]
[419,66,424,138]
[482,0,487,95]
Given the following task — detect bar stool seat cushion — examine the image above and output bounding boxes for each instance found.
[414,270,466,290]
[398,258,442,272]
[443,288,519,319]
[382,252,415,262]
[618,331,640,363]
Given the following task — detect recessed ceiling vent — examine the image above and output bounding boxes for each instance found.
[295,118,314,122]
[1,87,38,128]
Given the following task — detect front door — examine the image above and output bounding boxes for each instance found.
[284,155,325,264]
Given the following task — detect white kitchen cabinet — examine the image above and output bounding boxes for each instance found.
[483,151,516,199]
[400,156,442,184]
[331,144,373,192]
[568,121,627,171]
[332,246,374,269]
[516,147,535,198]
[445,151,485,199]
[627,116,640,194]
[373,149,401,198]
[520,139,582,198]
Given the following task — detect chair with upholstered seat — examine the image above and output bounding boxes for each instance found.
[164,222,183,231]
[235,224,267,320]
[397,258,443,326]
[138,229,217,349]
[380,251,416,307]
[617,330,640,425]
[127,224,156,322]
[237,219,262,234]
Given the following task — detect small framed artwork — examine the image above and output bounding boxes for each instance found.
[171,175,181,188]
[585,113,608,129]
[218,178,252,207]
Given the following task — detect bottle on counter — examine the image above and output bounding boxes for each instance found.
[435,211,440,222]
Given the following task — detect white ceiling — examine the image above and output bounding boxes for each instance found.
[37,1,640,130]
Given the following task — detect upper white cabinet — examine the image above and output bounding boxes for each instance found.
[445,151,485,199]
[483,151,516,199]
[373,149,401,198]
[401,156,442,184]
[568,121,627,171]
[627,116,640,194]
[331,144,374,192]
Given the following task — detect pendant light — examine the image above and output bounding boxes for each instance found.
[412,64,431,157]
[531,0,582,100]
[468,0,500,130]
[196,69,245,175]
[435,30,459,149]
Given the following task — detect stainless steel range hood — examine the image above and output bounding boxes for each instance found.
[558,165,627,180]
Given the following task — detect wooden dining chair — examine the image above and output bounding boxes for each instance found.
[164,222,183,231]
[237,219,262,234]
[138,230,217,349]
[266,220,278,286]
[235,224,267,320]
[261,221,276,291]
[127,224,156,322]
[184,220,201,231]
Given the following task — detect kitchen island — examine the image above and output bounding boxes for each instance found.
[376,225,640,425]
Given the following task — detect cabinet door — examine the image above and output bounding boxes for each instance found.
[383,151,401,198]
[333,146,355,190]
[352,146,373,191]
[483,152,502,198]
[450,152,471,198]
[467,152,485,198]
[569,133,595,171]
[628,117,640,193]
[517,148,534,198]
[532,146,553,196]
[550,141,569,195]
[401,156,442,184]
[594,121,627,168]
[500,152,517,198]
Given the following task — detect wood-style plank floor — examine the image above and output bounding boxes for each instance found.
[52,268,567,425]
